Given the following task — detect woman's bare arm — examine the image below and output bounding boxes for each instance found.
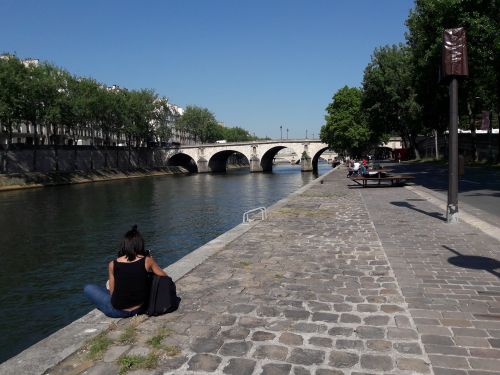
[146,257,168,276]
[109,261,115,295]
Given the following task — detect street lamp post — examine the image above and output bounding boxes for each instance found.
[280,125,282,139]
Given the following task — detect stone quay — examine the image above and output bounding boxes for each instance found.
[2,164,500,375]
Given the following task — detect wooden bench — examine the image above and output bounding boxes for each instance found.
[350,175,415,187]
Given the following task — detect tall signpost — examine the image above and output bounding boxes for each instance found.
[438,27,469,223]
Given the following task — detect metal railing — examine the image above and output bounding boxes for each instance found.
[243,207,267,223]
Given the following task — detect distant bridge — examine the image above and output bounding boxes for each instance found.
[164,139,331,173]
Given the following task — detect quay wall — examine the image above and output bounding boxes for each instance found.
[0,145,250,175]
[0,146,250,190]
[0,164,339,375]
[0,166,190,191]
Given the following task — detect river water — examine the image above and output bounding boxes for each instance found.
[0,162,332,363]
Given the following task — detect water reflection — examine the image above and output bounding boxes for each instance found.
[0,162,330,363]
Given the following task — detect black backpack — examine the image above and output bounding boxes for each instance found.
[146,274,178,317]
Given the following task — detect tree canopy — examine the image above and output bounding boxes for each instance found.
[322,0,500,160]
[320,86,374,156]
[0,55,171,147]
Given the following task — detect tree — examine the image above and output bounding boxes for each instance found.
[361,44,420,158]
[405,0,499,160]
[0,55,25,146]
[223,126,253,142]
[174,105,218,144]
[320,86,374,157]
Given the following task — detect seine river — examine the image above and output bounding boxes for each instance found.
[0,162,332,363]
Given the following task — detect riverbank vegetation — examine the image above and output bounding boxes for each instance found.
[0,55,263,149]
[321,0,500,161]
[0,56,173,147]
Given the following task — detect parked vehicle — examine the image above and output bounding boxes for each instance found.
[216,140,227,143]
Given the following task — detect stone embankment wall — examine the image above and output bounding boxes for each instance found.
[0,146,250,174]
[0,146,250,190]
[0,167,190,190]
[1,145,176,174]
[1,145,250,175]
[416,133,499,160]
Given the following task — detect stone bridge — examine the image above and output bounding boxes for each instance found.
[164,139,330,173]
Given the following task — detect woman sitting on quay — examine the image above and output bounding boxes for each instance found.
[84,225,167,318]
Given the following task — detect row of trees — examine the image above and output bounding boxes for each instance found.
[321,0,500,161]
[0,55,173,149]
[1,55,263,152]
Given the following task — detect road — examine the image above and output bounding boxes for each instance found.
[373,160,500,219]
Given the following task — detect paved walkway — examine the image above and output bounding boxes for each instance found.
[45,166,500,375]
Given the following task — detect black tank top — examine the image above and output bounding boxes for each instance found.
[110,257,148,310]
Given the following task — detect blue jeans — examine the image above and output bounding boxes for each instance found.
[84,284,147,318]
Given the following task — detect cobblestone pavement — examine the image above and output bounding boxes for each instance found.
[362,183,500,375]
[46,167,500,375]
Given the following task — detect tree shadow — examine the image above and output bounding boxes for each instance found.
[443,245,500,279]
[390,201,446,221]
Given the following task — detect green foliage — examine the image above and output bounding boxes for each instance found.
[404,0,499,135]
[116,352,160,374]
[147,327,175,349]
[118,325,139,344]
[320,86,373,156]
[361,44,417,156]
[83,331,114,361]
[174,105,255,143]
[174,105,218,143]
[0,54,172,147]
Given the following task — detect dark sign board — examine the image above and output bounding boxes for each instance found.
[439,27,469,85]
[482,111,490,131]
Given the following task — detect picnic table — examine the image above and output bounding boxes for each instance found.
[350,175,415,187]
[347,168,393,177]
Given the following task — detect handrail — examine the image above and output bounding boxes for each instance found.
[243,207,267,223]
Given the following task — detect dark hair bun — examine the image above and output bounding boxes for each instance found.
[132,224,138,231]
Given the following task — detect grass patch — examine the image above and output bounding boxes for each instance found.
[239,260,251,267]
[147,327,175,349]
[118,325,139,344]
[116,352,160,374]
[164,345,181,357]
[274,274,283,279]
[83,331,114,361]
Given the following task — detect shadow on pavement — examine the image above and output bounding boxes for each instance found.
[390,201,446,221]
[443,245,500,279]
[463,192,500,198]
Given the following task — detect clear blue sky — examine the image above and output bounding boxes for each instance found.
[2,0,414,139]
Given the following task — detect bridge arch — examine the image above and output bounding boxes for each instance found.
[166,153,198,172]
[311,147,330,171]
[259,146,289,172]
[205,150,251,173]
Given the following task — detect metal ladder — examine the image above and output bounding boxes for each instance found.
[243,207,267,223]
